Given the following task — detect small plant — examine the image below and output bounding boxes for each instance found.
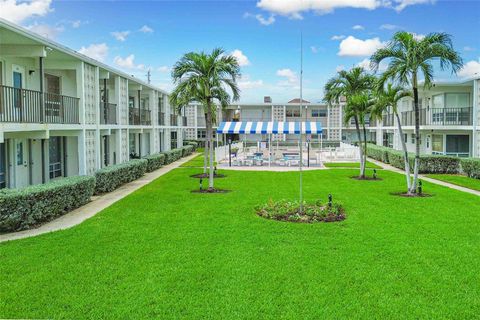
[255,199,345,223]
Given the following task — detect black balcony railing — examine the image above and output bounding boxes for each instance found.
[170,114,178,126]
[0,85,79,124]
[158,112,165,125]
[100,102,117,124]
[398,107,473,126]
[129,107,151,125]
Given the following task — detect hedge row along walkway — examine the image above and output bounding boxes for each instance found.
[368,158,480,197]
[0,153,199,243]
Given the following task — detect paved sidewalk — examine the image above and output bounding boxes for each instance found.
[368,158,480,197]
[0,153,199,243]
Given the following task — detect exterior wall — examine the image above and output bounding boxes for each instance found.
[83,64,97,125]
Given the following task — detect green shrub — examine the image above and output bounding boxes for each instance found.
[184,141,198,151]
[94,159,147,194]
[162,149,183,164]
[366,143,461,174]
[180,145,194,157]
[0,175,95,232]
[144,153,166,172]
[461,158,480,179]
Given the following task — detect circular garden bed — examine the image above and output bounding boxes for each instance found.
[256,199,345,223]
[191,188,231,194]
[190,173,226,179]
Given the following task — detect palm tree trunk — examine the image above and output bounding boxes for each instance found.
[206,109,215,191]
[362,121,368,176]
[203,113,208,175]
[411,75,420,194]
[395,111,412,192]
[353,115,365,178]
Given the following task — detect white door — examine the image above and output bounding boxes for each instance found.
[12,65,25,122]
[14,138,29,188]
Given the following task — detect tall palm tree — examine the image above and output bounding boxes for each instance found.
[170,48,240,191]
[372,83,412,191]
[371,31,463,193]
[324,67,375,178]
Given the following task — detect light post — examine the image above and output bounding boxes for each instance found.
[228,137,232,167]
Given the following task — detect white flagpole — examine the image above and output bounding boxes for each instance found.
[299,31,304,213]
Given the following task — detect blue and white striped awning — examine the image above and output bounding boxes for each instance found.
[216,121,323,134]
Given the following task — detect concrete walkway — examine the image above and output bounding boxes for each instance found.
[367,158,480,197]
[0,153,199,243]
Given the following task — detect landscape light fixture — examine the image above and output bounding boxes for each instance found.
[418,180,423,195]
[373,169,377,180]
[328,194,332,208]
[199,178,203,191]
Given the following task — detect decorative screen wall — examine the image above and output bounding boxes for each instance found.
[121,129,128,163]
[85,130,97,175]
[272,105,285,141]
[119,77,129,125]
[83,64,97,125]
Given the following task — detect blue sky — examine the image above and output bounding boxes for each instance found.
[1,0,479,103]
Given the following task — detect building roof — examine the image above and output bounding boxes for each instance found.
[288,98,311,104]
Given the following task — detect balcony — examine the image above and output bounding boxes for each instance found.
[0,85,79,124]
[182,116,187,126]
[400,108,473,126]
[100,102,117,124]
[170,114,178,126]
[158,112,165,125]
[129,107,151,125]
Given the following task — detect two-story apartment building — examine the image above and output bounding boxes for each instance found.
[375,78,480,158]
[0,19,188,189]
[185,98,344,144]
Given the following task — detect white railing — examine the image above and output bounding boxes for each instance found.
[215,142,244,162]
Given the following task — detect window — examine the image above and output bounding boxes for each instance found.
[129,97,135,108]
[16,142,23,165]
[129,134,136,154]
[0,143,5,189]
[197,130,206,139]
[286,109,301,117]
[411,133,421,145]
[158,95,164,112]
[383,132,393,148]
[159,131,164,152]
[49,137,63,179]
[171,131,178,150]
[446,135,469,157]
[404,134,408,144]
[445,93,470,108]
[432,94,444,109]
[311,109,327,117]
[432,135,443,153]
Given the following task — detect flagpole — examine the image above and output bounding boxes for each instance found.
[299,31,304,213]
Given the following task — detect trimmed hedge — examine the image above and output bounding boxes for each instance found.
[181,145,194,157]
[94,159,147,194]
[366,144,461,174]
[184,140,198,151]
[144,153,166,172]
[162,148,183,164]
[0,175,95,232]
[461,158,480,179]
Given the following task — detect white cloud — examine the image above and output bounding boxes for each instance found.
[230,49,250,67]
[157,66,170,73]
[111,30,130,42]
[276,68,298,86]
[331,35,345,41]
[114,54,146,70]
[139,25,154,33]
[338,36,385,57]
[0,0,52,24]
[393,0,435,12]
[255,0,434,17]
[336,65,345,72]
[244,12,276,25]
[310,46,318,54]
[411,32,425,40]
[352,24,364,30]
[356,58,387,72]
[458,59,480,79]
[238,75,264,90]
[463,46,476,52]
[25,22,64,39]
[380,23,400,30]
[78,43,109,62]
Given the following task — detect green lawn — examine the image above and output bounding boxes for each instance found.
[324,161,382,169]
[426,174,480,191]
[1,169,480,318]
[179,153,217,168]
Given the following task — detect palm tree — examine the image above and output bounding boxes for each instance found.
[372,83,412,191]
[371,31,463,193]
[170,48,240,191]
[324,67,375,178]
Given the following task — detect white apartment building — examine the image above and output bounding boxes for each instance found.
[375,78,480,158]
[0,19,188,189]
[186,77,480,159]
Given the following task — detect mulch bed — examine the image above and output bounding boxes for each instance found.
[390,192,433,198]
[191,189,231,194]
[350,176,383,181]
[190,173,226,179]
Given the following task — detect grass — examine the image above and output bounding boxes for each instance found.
[180,153,217,168]
[425,174,480,191]
[1,169,480,318]
[324,161,382,169]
